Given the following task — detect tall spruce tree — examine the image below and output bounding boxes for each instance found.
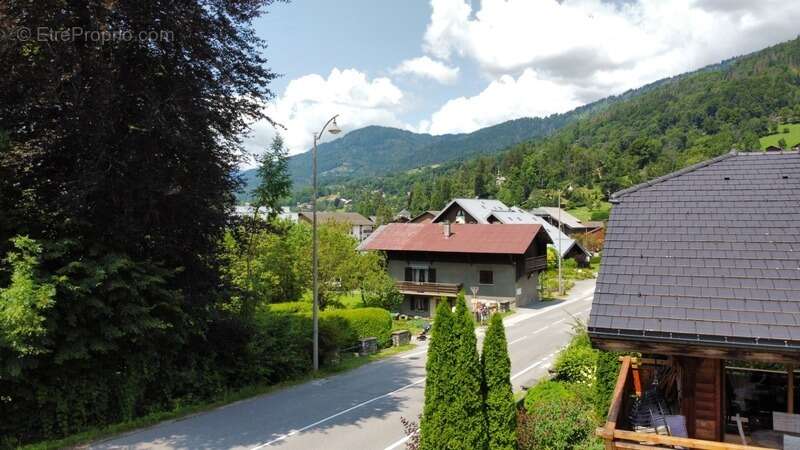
[450,292,489,449]
[482,313,517,450]
[420,299,455,450]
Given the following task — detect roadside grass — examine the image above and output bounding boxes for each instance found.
[393,317,428,335]
[760,123,800,149]
[20,343,415,450]
[540,257,600,300]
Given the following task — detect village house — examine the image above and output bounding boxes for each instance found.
[408,210,439,224]
[589,150,800,449]
[358,222,550,317]
[432,198,592,265]
[297,211,374,241]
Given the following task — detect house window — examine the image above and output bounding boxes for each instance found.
[411,296,430,311]
[405,267,435,283]
[479,270,494,285]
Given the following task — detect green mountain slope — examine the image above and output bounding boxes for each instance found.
[237,70,699,200]
[337,37,800,215]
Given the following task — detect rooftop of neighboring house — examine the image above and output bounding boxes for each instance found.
[530,206,598,230]
[297,211,374,226]
[432,198,509,223]
[486,207,589,259]
[589,150,800,351]
[358,222,547,255]
[409,210,439,223]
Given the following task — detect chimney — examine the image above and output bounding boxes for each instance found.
[443,221,452,238]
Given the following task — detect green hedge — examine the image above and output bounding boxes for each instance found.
[268,301,312,314]
[322,307,393,348]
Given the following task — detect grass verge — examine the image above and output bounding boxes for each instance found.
[20,343,416,450]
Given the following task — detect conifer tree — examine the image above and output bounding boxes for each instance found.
[420,299,455,450]
[449,292,489,449]
[482,313,517,450]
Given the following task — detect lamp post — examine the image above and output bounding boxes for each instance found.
[312,114,341,371]
[557,185,573,296]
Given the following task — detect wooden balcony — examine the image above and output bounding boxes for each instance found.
[395,281,462,297]
[597,356,779,450]
[524,255,547,273]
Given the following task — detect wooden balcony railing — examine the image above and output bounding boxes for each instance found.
[395,281,461,296]
[525,255,547,273]
[596,356,777,450]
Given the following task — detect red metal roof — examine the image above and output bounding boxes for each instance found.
[359,223,544,255]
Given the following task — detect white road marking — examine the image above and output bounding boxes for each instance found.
[502,291,594,327]
[531,325,549,335]
[511,352,556,381]
[250,378,426,449]
[383,431,416,450]
[508,335,528,345]
[551,318,566,326]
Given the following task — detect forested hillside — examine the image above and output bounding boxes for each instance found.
[341,37,800,216]
[239,60,730,200]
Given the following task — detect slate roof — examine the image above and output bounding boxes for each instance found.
[588,150,800,351]
[358,223,544,255]
[487,207,590,259]
[432,198,509,223]
[531,207,591,230]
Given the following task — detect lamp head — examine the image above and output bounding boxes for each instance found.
[328,118,341,135]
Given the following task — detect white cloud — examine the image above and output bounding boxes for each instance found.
[417,0,800,134]
[246,68,405,161]
[422,69,582,135]
[393,56,460,84]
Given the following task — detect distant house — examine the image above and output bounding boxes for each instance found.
[530,206,604,237]
[591,150,800,448]
[359,223,551,317]
[431,198,591,264]
[409,210,439,224]
[297,212,375,241]
[393,209,413,223]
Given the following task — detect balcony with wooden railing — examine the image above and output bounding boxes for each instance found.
[395,281,462,297]
[597,356,779,450]
[524,255,547,273]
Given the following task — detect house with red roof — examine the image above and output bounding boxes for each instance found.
[358,222,551,317]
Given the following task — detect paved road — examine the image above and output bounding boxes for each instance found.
[92,279,596,450]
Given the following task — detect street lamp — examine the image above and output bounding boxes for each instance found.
[557,185,573,296]
[312,114,341,371]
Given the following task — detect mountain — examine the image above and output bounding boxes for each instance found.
[334,37,800,216]
[237,76,679,199]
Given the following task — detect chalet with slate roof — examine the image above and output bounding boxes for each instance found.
[590,151,800,449]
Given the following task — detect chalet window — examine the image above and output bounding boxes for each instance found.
[479,270,494,285]
[405,267,429,282]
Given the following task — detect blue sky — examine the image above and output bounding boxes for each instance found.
[244,0,800,161]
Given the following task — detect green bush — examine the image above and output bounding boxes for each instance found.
[552,330,598,385]
[268,301,312,314]
[517,393,600,450]
[321,307,393,348]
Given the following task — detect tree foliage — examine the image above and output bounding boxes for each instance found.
[482,313,517,450]
[0,0,281,444]
[420,299,455,450]
[0,237,55,358]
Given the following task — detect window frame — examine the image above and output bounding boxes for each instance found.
[479,270,494,285]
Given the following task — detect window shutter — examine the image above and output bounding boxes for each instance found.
[428,268,436,283]
[405,267,412,281]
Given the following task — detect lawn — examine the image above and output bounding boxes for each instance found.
[567,201,612,222]
[760,123,800,149]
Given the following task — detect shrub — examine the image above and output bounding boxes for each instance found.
[551,331,598,385]
[268,301,312,314]
[518,390,599,450]
[482,313,516,450]
[322,307,393,348]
